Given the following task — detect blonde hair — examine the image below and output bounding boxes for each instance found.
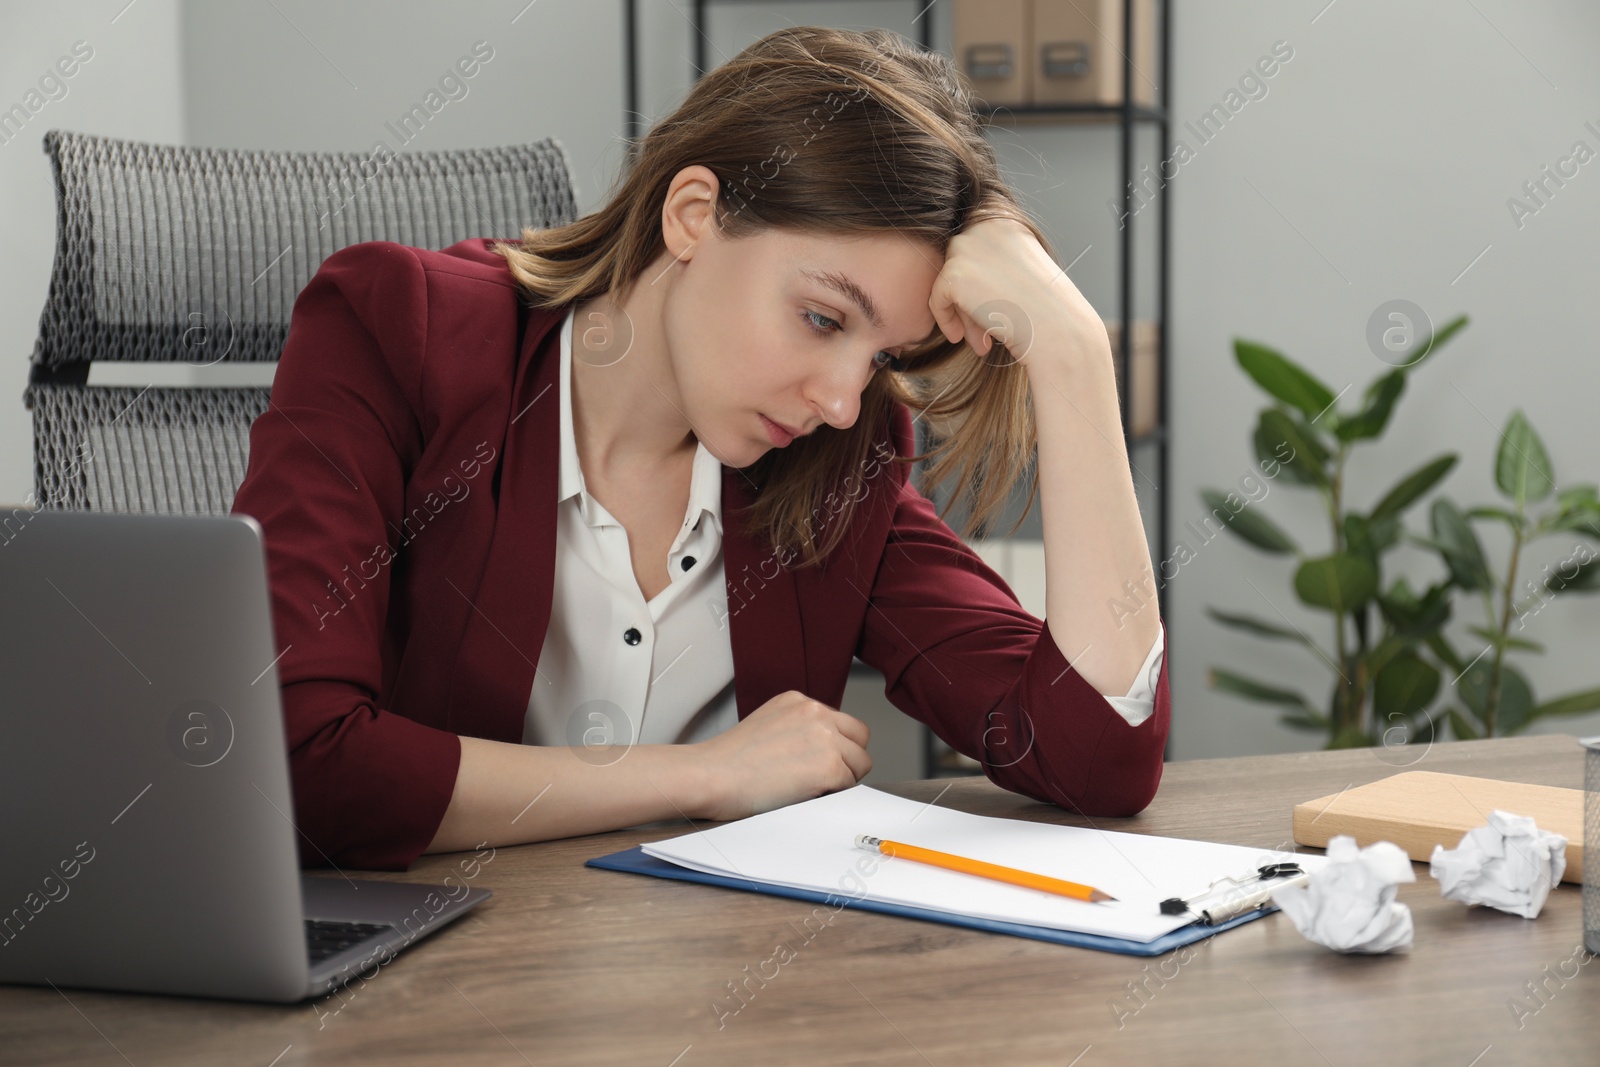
[492,25,1046,570]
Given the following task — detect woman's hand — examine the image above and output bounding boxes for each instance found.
[926,214,1111,373]
[690,691,871,821]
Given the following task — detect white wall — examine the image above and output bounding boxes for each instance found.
[0,0,186,505]
[1167,0,1600,757]
[181,0,629,206]
[5,0,1598,759]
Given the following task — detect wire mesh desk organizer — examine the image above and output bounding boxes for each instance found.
[21,129,580,514]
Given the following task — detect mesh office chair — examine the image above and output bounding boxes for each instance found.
[22,129,580,514]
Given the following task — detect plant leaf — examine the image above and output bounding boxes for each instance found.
[1543,508,1600,536]
[1430,498,1493,591]
[1343,513,1378,570]
[1528,688,1600,720]
[1384,574,1418,604]
[1280,711,1331,731]
[1378,579,1452,638]
[1456,659,1535,734]
[1328,726,1372,750]
[1207,668,1316,714]
[1424,632,1465,674]
[1447,708,1481,740]
[1205,607,1314,647]
[1370,455,1458,524]
[1465,505,1522,528]
[1254,408,1329,487]
[1199,489,1298,555]
[1496,666,1537,735]
[1373,649,1441,718]
[1366,634,1412,679]
[1546,556,1600,594]
[1404,313,1469,372]
[1465,625,1546,653]
[1335,369,1406,442]
[1556,485,1599,510]
[1343,512,1401,570]
[1234,339,1337,420]
[1369,513,1403,552]
[1495,410,1555,506]
[1293,553,1378,614]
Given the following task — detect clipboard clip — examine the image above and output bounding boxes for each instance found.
[1159,862,1307,925]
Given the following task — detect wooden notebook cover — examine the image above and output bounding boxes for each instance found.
[1292,771,1584,885]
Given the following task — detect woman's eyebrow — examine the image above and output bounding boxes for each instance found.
[798,268,885,330]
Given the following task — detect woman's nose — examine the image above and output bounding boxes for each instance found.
[808,367,864,430]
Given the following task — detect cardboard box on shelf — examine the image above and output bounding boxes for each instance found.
[951,0,1031,109]
[1032,0,1159,109]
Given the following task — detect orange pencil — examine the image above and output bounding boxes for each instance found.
[855,834,1117,903]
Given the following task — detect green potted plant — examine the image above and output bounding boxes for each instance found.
[1412,410,1600,738]
[1203,316,1468,748]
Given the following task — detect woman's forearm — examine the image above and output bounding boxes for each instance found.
[423,734,718,854]
[1028,328,1163,698]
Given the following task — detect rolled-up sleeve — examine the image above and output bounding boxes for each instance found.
[231,241,461,872]
[854,473,1169,817]
[1104,628,1164,727]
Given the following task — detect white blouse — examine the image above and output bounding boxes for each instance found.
[522,306,1165,750]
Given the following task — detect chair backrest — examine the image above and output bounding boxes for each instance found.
[23,129,580,514]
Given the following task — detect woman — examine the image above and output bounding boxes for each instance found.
[231,26,1168,872]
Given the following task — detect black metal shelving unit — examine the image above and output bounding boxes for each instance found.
[622,0,1172,776]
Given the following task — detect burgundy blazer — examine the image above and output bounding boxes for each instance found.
[230,237,1171,871]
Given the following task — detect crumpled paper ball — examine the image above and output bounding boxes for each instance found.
[1271,835,1416,953]
[1429,808,1567,919]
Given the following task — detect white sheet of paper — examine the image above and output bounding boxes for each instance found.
[641,784,1327,943]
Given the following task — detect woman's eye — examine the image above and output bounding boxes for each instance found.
[801,309,840,336]
[802,309,902,371]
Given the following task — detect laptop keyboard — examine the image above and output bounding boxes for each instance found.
[304,918,394,963]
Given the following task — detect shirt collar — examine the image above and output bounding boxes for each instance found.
[558,304,723,537]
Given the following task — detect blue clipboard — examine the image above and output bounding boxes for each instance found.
[586,845,1275,957]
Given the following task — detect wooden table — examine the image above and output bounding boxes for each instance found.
[5,735,1596,1065]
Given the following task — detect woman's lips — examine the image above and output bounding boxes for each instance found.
[760,413,795,446]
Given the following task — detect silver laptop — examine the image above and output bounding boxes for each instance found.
[0,509,491,1002]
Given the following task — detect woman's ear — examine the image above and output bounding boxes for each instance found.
[660,164,723,263]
